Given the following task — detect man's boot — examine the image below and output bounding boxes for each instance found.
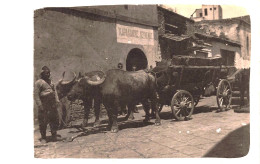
[40,131,47,144]
[51,131,61,141]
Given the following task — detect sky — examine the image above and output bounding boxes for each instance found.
[165,4,249,19]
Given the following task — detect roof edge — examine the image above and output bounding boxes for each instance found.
[195,32,241,47]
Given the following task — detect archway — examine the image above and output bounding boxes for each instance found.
[126,48,148,71]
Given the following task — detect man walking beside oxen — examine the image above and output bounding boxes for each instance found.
[34,66,61,143]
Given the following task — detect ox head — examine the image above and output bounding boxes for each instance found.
[151,66,179,91]
[66,71,106,101]
[56,71,77,99]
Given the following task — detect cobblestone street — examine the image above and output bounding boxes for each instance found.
[34,96,250,158]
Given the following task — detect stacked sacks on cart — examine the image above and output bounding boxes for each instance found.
[169,56,230,97]
[171,55,223,66]
[168,57,223,93]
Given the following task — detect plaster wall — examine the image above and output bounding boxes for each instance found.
[34,8,158,83]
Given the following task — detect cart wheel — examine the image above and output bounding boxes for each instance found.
[216,79,232,111]
[171,90,194,121]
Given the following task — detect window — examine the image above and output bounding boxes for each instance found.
[214,7,216,10]
[220,49,235,66]
[195,51,208,58]
[204,9,208,16]
[124,5,128,10]
[199,13,202,17]
[210,8,212,10]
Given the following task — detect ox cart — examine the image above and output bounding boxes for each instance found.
[152,56,233,121]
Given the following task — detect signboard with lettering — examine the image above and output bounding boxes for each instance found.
[116,24,154,45]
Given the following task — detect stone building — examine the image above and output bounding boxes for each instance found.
[194,16,250,68]
[191,5,223,22]
[157,5,242,68]
[34,5,160,82]
[34,4,250,83]
[193,32,241,66]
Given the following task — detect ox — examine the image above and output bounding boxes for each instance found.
[67,69,161,133]
[56,72,102,127]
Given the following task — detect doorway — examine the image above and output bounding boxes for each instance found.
[126,48,148,71]
[220,49,235,66]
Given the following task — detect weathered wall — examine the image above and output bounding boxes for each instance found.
[195,9,202,18]
[157,7,195,35]
[201,40,247,68]
[157,6,195,60]
[34,7,158,83]
[210,41,240,57]
[195,17,251,61]
[85,5,158,26]
[201,5,222,20]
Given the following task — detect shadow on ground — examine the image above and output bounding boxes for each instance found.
[157,111,173,120]
[233,105,250,113]
[203,124,250,158]
[194,105,217,114]
[62,116,155,142]
[158,105,218,120]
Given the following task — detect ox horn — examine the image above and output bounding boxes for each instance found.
[86,74,106,86]
[60,71,77,85]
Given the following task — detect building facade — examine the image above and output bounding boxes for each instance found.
[157,5,196,61]
[157,5,241,68]
[191,5,222,22]
[194,33,241,67]
[34,5,160,82]
[34,5,249,83]
[194,16,250,68]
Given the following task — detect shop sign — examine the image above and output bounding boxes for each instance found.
[116,24,154,45]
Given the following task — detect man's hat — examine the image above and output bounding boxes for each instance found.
[40,66,50,74]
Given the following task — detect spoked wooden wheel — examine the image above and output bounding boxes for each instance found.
[171,90,194,121]
[216,79,232,111]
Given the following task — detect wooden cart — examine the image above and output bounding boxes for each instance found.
[152,56,233,121]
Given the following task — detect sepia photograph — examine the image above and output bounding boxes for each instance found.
[32,3,253,159]
[3,0,260,162]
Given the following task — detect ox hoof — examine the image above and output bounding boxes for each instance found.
[155,122,161,126]
[143,118,150,123]
[64,137,73,142]
[225,108,230,111]
[93,120,101,127]
[39,138,47,144]
[111,128,119,133]
[216,109,223,113]
[123,116,129,121]
[81,119,88,127]
[128,116,135,120]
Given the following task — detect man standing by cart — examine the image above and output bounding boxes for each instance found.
[34,66,61,143]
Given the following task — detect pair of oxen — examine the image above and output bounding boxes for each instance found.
[56,69,163,133]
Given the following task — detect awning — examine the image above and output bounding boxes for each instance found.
[160,34,191,42]
[194,32,241,47]
[188,45,207,50]
[181,45,207,53]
